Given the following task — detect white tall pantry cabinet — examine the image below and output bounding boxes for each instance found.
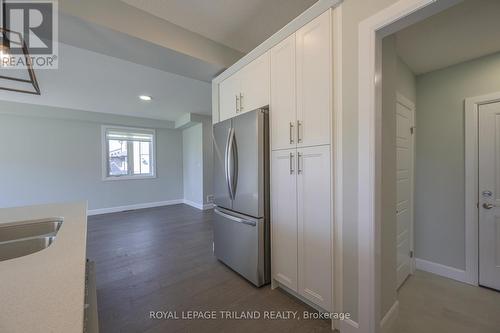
[213,8,334,314]
[270,10,332,311]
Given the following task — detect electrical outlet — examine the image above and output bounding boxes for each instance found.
[207,195,215,203]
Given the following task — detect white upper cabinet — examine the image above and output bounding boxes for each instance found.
[218,52,270,122]
[297,145,332,311]
[219,73,241,122]
[240,51,270,114]
[296,10,331,148]
[270,10,331,150]
[271,149,298,291]
[270,34,297,151]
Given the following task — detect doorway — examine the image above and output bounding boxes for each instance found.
[466,94,500,291]
[478,101,500,290]
[395,93,415,289]
[358,0,500,331]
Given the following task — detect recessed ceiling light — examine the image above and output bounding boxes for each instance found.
[139,95,152,101]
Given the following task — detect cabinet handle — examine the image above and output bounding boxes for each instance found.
[289,122,295,144]
[235,95,240,113]
[297,152,302,174]
[239,93,244,112]
[297,121,303,143]
[289,152,294,174]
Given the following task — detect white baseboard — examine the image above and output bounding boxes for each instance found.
[183,200,214,210]
[339,318,359,333]
[87,199,183,216]
[88,199,215,216]
[380,300,399,333]
[415,258,469,284]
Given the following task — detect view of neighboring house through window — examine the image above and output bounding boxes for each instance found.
[102,126,156,180]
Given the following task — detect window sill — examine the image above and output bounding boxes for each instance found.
[102,174,157,182]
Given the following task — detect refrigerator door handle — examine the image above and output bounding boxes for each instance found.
[227,128,236,200]
[214,208,257,226]
[231,129,238,200]
[224,128,232,199]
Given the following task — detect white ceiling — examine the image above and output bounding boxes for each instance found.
[58,13,224,83]
[120,0,318,53]
[0,43,211,121]
[395,0,500,75]
[0,1,316,121]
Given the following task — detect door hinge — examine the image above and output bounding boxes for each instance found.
[410,126,415,135]
[410,250,414,258]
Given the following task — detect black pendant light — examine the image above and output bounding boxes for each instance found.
[0,0,41,95]
[0,0,11,66]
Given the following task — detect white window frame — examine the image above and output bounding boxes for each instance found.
[101,125,157,181]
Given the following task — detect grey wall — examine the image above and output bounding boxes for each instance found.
[340,0,401,321]
[179,114,213,207]
[0,102,184,210]
[415,51,500,269]
[182,123,203,205]
[380,35,416,318]
[397,56,417,103]
[201,117,214,205]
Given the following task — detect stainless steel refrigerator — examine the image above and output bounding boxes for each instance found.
[213,108,270,287]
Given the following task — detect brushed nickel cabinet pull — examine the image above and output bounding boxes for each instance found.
[297,152,303,174]
[297,121,303,143]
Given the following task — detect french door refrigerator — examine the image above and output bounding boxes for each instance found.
[213,108,270,287]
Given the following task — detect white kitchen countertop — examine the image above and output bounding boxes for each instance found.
[0,202,88,333]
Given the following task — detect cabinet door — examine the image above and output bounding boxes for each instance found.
[240,51,270,114]
[271,149,298,291]
[296,10,331,147]
[270,34,296,151]
[297,145,332,310]
[219,73,240,122]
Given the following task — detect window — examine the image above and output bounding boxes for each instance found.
[102,126,156,180]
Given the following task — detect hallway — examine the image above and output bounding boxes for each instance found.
[395,270,500,333]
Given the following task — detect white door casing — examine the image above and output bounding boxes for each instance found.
[358,1,462,331]
[271,149,298,291]
[478,101,500,291]
[297,145,332,311]
[395,95,414,289]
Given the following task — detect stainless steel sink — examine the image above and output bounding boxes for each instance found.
[0,218,63,262]
[0,218,63,242]
[0,236,55,261]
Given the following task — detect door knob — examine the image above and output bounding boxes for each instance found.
[483,203,494,209]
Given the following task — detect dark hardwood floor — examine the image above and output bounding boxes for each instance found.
[87,204,332,333]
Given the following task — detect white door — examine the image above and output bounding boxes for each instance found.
[297,145,332,311]
[219,73,240,122]
[270,34,296,150]
[240,51,270,114]
[396,99,414,289]
[296,10,331,148]
[479,101,500,291]
[271,149,298,291]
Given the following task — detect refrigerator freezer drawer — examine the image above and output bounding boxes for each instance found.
[213,208,269,287]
